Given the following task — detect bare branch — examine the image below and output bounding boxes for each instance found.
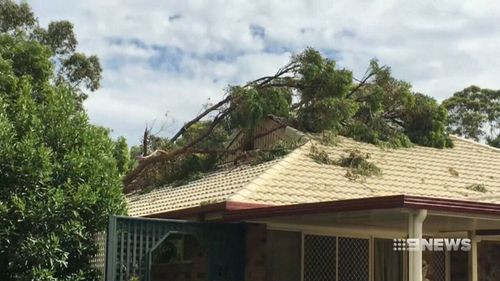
[142,125,150,156]
[170,96,232,142]
[347,70,376,98]
[123,110,231,190]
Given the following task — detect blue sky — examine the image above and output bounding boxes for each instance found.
[29,0,500,144]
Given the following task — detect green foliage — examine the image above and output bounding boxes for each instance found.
[299,97,358,133]
[443,85,499,144]
[129,48,458,193]
[345,60,451,148]
[318,130,338,146]
[229,86,292,133]
[336,149,382,180]
[113,136,132,175]
[294,48,353,101]
[488,134,500,148]
[401,94,453,148]
[224,49,452,150]
[0,0,35,33]
[309,144,334,165]
[308,145,381,180]
[294,49,355,133]
[0,0,102,99]
[39,21,77,55]
[59,53,102,95]
[129,121,231,190]
[0,34,53,86]
[0,34,125,280]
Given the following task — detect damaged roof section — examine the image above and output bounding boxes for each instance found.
[128,120,500,217]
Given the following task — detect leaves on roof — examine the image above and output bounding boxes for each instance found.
[465,183,488,193]
[448,167,460,177]
[309,145,382,180]
[319,130,339,146]
[309,144,335,165]
[336,149,382,180]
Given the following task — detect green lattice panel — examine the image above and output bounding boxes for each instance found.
[106,216,245,281]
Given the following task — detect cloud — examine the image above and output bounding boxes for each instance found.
[28,0,500,143]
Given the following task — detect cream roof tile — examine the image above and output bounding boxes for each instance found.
[127,160,278,216]
[230,136,500,206]
[128,133,500,217]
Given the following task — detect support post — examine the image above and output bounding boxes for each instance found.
[408,209,427,281]
[468,231,479,281]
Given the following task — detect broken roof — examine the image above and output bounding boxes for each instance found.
[128,127,500,217]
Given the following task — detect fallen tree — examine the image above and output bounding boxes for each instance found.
[124,48,452,193]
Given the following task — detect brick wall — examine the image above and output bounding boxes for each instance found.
[245,224,268,281]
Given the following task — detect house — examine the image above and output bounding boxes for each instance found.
[104,119,500,281]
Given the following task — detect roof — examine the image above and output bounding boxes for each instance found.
[127,160,278,216]
[128,130,500,217]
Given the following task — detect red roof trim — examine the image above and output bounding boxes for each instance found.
[403,196,500,216]
[222,195,500,221]
[146,201,271,219]
[225,201,272,210]
[145,202,227,219]
[222,195,405,221]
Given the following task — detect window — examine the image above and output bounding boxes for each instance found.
[303,235,369,281]
[338,237,369,281]
[266,230,301,281]
[304,235,336,281]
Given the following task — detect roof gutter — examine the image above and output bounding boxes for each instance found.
[146,201,271,220]
[221,195,500,221]
[145,195,500,222]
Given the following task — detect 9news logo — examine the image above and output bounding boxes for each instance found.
[393,238,471,252]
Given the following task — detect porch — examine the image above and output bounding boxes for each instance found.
[105,195,500,281]
[243,209,500,281]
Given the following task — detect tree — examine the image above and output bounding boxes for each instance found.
[0,0,102,101]
[124,48,452,192]
[0,33,125,281]
[443,85,500,148]
[113,136,132,175]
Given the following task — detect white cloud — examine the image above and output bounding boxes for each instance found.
[28,0,500,143]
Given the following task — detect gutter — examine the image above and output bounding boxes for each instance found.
[221,195,500,221]
[144,195,500,222]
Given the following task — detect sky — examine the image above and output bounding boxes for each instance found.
[28,0,500,144]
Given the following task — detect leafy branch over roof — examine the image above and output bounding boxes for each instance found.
[124,48,453,193]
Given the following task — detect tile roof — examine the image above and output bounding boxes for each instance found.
[127,160,278,216]
[128,132,500,217]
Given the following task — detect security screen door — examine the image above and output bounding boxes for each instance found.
[105,216,245,281]
[303,234,369,281]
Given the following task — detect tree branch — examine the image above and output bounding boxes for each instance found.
[170,96,232,142]
[123,110,231,190]
[123,60,301,191]
[347,69,376,98]
[169,63,298,143]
